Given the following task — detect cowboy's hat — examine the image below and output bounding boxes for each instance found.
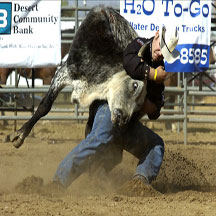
[160,25,180,63]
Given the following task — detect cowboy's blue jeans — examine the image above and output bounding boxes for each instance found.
[53,103,164,187]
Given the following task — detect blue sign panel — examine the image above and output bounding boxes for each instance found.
[0,3,12,34]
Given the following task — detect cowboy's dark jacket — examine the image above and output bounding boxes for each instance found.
[123,37,165,120]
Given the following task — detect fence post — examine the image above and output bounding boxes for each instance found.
[177,72,181,133]
[31,69,35,137]
[183,73,188,145]
[14,69,18,131]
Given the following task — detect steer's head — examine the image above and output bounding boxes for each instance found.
[107,71,146,127]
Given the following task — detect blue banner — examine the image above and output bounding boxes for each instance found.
[166,44,210,72]
[120,0,212,73]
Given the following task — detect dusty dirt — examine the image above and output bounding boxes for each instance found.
[0,118,216,216]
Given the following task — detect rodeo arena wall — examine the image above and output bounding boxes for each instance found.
[0,0,216,144]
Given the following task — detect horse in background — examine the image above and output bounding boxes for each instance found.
[0,43,70,86]
[0,67,56,85]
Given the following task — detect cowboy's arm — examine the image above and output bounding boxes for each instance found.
[123,39,151,80]
[123,40,167,83]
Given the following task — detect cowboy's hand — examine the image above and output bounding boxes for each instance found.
[155,66,167,83]
[149,66,167,83]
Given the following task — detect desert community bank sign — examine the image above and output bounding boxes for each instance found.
[12,3,59,34]
[0,0,61,68]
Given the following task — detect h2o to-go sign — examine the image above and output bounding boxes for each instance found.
[0,0,61,68]
[120,0,211,73]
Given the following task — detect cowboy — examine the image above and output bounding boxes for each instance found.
[52,25,180,195]
[123,25,180,120]
[119,26,180,193]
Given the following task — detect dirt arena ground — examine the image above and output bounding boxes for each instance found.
[0,116,216,216]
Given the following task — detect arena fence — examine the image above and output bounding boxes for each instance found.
[1,1,216,145]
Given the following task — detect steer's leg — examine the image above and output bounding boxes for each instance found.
[9,63,71,148]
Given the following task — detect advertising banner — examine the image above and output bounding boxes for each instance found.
[0,0,61,68]
[120,0,212,72]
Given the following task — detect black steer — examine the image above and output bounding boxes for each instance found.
[9,6,146,148]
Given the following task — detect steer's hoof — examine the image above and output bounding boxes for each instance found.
[9,131,24,148]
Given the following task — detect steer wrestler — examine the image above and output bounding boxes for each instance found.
[52,25,180,195]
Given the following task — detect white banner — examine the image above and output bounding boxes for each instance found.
[120,0,211,72]
[0,0,61,68]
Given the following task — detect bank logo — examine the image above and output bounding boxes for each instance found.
[0,3,12,34]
